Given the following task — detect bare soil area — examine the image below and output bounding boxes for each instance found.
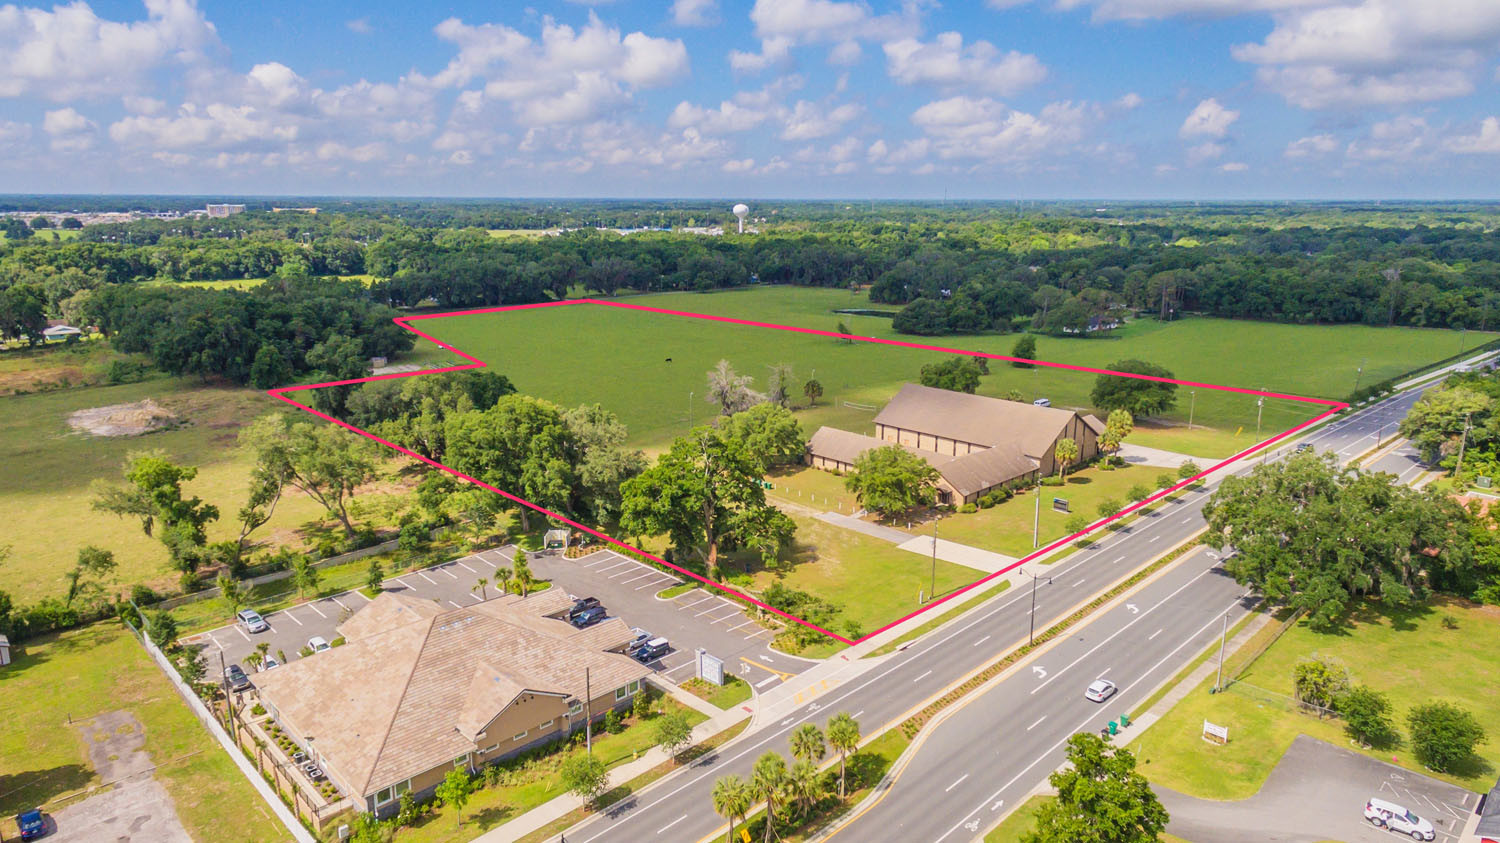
[67,399,182,437]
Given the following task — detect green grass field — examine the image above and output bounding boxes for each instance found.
[0,623,284,841]
[1136,596,1500,797]
[0,377,411,601]
[412,287,1487,457]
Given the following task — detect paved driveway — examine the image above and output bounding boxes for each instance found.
[1158,735,1477,843]
[189,545,805,695]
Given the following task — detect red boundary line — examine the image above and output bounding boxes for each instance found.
[269,298,1347,647]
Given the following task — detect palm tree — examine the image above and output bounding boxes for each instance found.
[472,577,489,601]
[751,751,789,843]
[826,713,861,799]
[244,651,263,672]
[1054,436,1079,480]
[789,723,825,765]
[513,555,534,597]
[786,759,823,819]
[254,642,271,669]
[494,566,512,595]
[711,774,752,843]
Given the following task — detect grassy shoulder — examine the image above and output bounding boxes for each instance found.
[386,694,709,843]
[867,580,1013,658]
[0,622,284,842]
[1136,596,1500,799]
[680,675,754,709]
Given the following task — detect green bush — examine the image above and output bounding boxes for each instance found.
[959,503,977,514]
[604,709,625,734]
[250,703,266,717]
[1408,702,1486,773]
[1040,477,1064,487]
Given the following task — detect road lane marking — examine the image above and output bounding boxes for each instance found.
[973,635,991,647]
[945,774,969,793]
[757,676,779,688]
[657,815,687,834]
[1149,628,1163,640]
[913,670,932,683]
[1030,565,1218,695]
[739,657,795,681]
[1096,668,1110,679]
[853,711,863,719]
[1148,534,1160,543]
[1111,556,1124,564]
[1027,716,1046,731]
[1071,579,1085,588]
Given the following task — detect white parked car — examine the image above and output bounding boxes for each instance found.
[1084,679,1117,703]
[236,609,269,633]
[1365,797,1435,840]
[262,655,280,671]
[307,636,331,653]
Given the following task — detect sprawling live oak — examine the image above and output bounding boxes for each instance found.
[1202,452,1472,630]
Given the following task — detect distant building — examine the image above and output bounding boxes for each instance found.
[806,383,1105,505]
[206,204,246,217]
[41,325,82,342]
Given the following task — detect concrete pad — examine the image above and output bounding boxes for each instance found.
[50,779,193,843]
[895,535,1018,574]
[1117,443,1209,468]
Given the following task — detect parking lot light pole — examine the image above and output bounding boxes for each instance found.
[1032,484,1041,549]
[928,521,938,603]
[584,667,592,754]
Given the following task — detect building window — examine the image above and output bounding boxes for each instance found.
[628,680,641,695]
[568,700,583,715]
[375,787,393,806]
[375,780,410,807]
[453,754,469,769]
[538,719,554,731]
[482,744,499,755]
[615,686,628,700]
[512,729,528,741]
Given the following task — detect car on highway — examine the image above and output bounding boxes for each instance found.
[1084,679,1117,702]
[1364,797,1435,840]
[1295,443,1314,454]
[15,808,48,840]
[633,636,670,664]
[224,664,251,692]
[568,597,601,620]
[236,609,269,633]
[307,636,331,654]
[570,606,607,628]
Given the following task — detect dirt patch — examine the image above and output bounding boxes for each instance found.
[0,365,88,395]
[67,399,182,437]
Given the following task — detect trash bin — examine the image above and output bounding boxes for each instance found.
[1119,713,1131,728]
[1108,720,1118,735]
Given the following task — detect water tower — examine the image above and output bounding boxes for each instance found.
[732,203,749,234]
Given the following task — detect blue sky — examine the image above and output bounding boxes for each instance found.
[1,0,1497,198]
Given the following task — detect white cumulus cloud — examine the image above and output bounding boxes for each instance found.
[883,32,1047,95]
[1179,98,1238,138]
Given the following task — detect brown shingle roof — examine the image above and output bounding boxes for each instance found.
[873,383,1082,459]
[1082,413,1106,436]
[255,591,649,797]
[807,426,1036,498]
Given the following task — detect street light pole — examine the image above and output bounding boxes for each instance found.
[1032,484,1041,549]
[1215,610,1229,692]
[1188,390,1196,430]
[1456,411,1473,480]
[929,520,938,603]
[1020,568,1051,646]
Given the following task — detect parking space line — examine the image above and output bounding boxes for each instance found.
[280,611,303,626]
[694,604,726,617]
[418,571,437,585]
[392,578,412,591]
[470,592,484,601]
[331,596,349,611]
[455,561,477,574]
[305,603,326,619]
[448,600,463,609]
[636,579,672,591]
[236,626,250,642]
[609,568,641,579]
[596,561,632,573]
[726,619,756,632]
[680,595,716,610]
[619,572,655,584]
[440,566,459,580]
[708,611,744,625]
[582,556,616,567]
[351,590,371,601]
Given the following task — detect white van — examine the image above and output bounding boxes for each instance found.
[1364,797,1435,840]
[1033,398,1051,407]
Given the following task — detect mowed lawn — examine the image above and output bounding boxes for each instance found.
[1136,596,1500,798]
[414,287,1487,456]
[0,623,284,841]
[751,514,982,642]
[0,377,409,601]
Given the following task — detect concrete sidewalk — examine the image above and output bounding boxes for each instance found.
[473,705,750,843]
[895,534,1019,575]
[1117,443,1209,469]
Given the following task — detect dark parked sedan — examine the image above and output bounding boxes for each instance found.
[224,664,252,692]
[570,606,607,628]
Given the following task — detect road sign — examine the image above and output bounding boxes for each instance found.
[697,648,725,686]
[1052,497,1070,513]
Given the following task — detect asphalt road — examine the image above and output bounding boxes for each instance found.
[553,383,1443,843]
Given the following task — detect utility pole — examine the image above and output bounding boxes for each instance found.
[1456,412,1473,480]
[1255,396,1264,439]
[687,391,693,429]
[1353,358,1366,394]
[1214,610,1229,692]
[216,650,236,737]
[1460,327,1468,355]
[584,667,592,754]
[1188,390,1196,430]
[928,520,938,602]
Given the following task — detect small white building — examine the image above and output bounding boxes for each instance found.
[42,325,82,342]
[206,204,246,218]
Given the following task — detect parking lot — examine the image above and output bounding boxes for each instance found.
[188,544,809,695]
